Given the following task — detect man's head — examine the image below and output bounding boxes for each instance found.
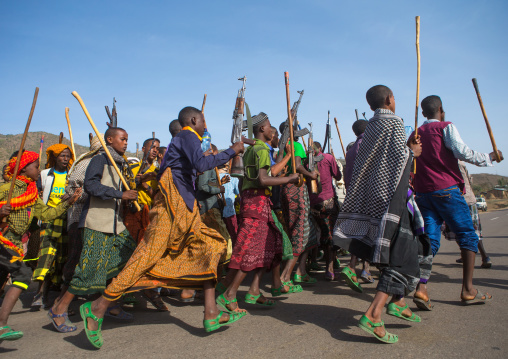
[45,144,73,172]
[270,126,279,148]
[252,112,271,142]
[421,95,445,121]
[169,119,182,137]
[105,127,129,156]
[142,138,160,162]
[312,141,322,156]
[352,120,368,137]
[366,85,395,112]
[7,151,40,182]
[178,107,205,137]
[211,144,218,155]
[158,146,167,161]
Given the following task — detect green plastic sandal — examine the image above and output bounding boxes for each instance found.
[0,326,23,341]
[386,303,421,322]
[282,281,303,293]
[216,293,245,313]
[244,293,276,306]
[203,311,245,332]
[358,315,398,344]
[79,302,104,349]
[294,273,317,284]
[340,267,363,293]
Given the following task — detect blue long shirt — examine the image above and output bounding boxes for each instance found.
[159,129,236,211]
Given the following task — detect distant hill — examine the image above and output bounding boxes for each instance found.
[0,131,138,170]
[471,173,508,194]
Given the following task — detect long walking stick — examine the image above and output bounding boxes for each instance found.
[201,94,226,206]
[38,134,44,169]
[333,117,346,158]
[71,91,141,211]
[201,94,207,113]
[58,132,64,144]
[414,16,421,173]
[472,78,501,162]
[65,107,76,161]
[284,72,303,187]
[3,87,39,225]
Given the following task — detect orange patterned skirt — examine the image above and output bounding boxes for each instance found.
[103,168,228,301]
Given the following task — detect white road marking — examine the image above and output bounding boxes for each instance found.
[490,217,499,221]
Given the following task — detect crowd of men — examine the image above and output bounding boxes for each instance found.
[0,84,502,347]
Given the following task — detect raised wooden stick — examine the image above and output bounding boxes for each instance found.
[72,91,140,211]
[38,134,44,169]
[333,117,346,158]
[201,94,207,113]
[472,78,501,162]
[414,16,421,173]
[5,87,39,209]
[65,107,76,161]
[284,72,303,187]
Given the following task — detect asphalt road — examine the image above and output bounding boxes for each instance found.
[1,208,507,358]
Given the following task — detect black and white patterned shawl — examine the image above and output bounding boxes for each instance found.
[332,109,410,264]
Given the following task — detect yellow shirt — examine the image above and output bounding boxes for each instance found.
[47,170,67,208]
[131,162,158,208]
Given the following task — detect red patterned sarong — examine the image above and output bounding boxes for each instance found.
[229,189,282,272]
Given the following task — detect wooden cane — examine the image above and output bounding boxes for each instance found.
[284,72,303,187]
[38,134,44,170]
[58,132,63,144]
[414,16,421,173]
[71,91,141,211]
[89,133,93,145]
[65,107,76,161]
[333,117,346,158]
[472,78,501,162]
[200,93,226,205]
[3,87,39,224]
[201,94,207,113]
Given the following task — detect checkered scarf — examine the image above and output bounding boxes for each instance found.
[332,109,410,264]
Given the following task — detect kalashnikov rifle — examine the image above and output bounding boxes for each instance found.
[105,97,118,128]
[230,76,247,177]
[323,111,335,158]
[307,122,319,194]
[284,72,304,187]
[355,109,359,121]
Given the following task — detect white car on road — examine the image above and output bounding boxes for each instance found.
[476,197,487,211]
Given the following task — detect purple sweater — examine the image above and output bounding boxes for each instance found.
[344,133,364,191]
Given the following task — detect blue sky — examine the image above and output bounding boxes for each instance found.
[1,0,507,175]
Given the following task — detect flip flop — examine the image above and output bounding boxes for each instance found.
[203,311,245,333]
[360,270,375,283]
[461,289,492,305]
[481,257,492,269]
[244,293,276,307]
[105,304,134,320]
[79,302,103,349]
[358,315,398,344]
[413,296,433,311]
[179,291,196,303]
[340,267,363,293]
[386,302,421,322]
[0,326,23,341]
[47,308,77,332]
